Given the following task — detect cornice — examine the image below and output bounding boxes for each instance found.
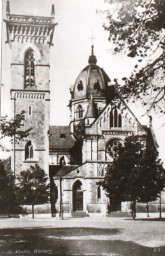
[7,14,54,25]
[4,14,57,45]
[10,89,50,100]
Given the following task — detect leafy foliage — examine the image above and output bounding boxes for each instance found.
[103,0,165,112]
[105,0,165,57]
[0,111,32,143]
[0,158,25,215]
[101,135,165,219]
[18,165,49,218]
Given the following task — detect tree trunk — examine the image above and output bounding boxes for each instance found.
[32,204,34,219]
[159,192,162,219]
[131,200,136,220]
[147,202,149,217]
[50,177,56,217]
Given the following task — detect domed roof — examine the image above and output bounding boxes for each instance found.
[71,46,111,100]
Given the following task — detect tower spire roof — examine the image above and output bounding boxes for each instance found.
[88,45,97,65]
[51,4,55,17]
[91,44,94,55]
[86,97,96,118]
[6,0,10,15]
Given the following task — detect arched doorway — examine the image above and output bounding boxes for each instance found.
[73,180,83,212]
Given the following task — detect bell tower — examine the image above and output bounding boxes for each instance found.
[4,1,57,175]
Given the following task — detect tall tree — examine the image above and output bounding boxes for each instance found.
[101,135,165,219]
[0,158,24,215]
[18,165,50,218]
[103,0,165,113]
[0,111,32,215]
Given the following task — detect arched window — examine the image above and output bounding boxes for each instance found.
[94,81,100,91]
[110,108,122,128]
[29,106,32,115]
[77,80,83,91]
[114,109,118,127]
[110,111,113,128]
[76,104,83,119]
[59,156,66,166]
[118,114,122,127]
[25,141,33,160]
[101,168,104,176]
[24,49,35,88]
[97,186,101,199]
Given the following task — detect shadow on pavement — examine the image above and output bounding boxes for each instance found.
[0,227,164,256]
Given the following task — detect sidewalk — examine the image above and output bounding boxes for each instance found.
[0,212,164,229]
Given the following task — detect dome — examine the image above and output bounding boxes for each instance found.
[71,46,111,100]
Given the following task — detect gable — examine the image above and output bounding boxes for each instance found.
[85,99,147,137]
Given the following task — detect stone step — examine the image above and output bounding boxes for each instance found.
[72,211,89,218]
[107,211,131,217]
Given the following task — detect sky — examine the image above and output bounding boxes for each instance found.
[1,0,165,163]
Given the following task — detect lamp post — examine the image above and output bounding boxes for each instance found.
[59,176,63,219]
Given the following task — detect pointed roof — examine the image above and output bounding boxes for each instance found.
[86,97,96,118]
[6,0,10,15]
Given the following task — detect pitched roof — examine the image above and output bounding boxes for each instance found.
[49,165,79,177]
[49,126,76,150]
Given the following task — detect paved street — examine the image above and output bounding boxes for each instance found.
[0,214,165,256]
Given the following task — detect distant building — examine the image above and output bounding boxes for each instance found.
[5,1,161,216]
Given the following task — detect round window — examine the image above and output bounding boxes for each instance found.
[106,139,123,160]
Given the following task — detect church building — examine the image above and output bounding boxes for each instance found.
[5,2,158,216]
[49,46,154,215]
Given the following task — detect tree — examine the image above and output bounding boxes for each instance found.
[0,110,32,147]
[0,111,32,215]
[103,0,165,113]
[0,158,24,215]
[18,165,50,218]
[101,135,165,220]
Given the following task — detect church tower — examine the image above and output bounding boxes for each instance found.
[69,45,111,136]
[5,1,57,175]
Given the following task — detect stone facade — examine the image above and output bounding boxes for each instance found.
[53,163,107,215]
[6,4,57,176]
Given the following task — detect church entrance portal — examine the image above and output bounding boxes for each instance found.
[73,180,83,212]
